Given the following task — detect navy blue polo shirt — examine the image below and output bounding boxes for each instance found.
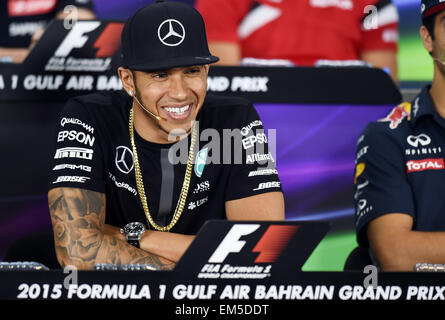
[354,85,445,246]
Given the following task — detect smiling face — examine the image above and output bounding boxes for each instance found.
[432,11,445,74]
[119,64,209,143]
[421,10,445,74]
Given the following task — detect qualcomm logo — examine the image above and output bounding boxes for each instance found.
[194,148,208,178]
[157,19,185,47]
[115,146,134,174]
[407,134,431,148]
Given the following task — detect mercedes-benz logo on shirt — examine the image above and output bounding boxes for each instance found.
[157,19,185,47]
[115,146,134,174]
[407,134,431,148]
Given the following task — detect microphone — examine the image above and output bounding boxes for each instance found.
[129,90,162,121]
[433,58,445,66]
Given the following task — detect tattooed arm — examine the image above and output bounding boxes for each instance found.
[48,187,175,270]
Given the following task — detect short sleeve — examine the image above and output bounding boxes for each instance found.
[360,0,398,53]
[195,0,252,43]
[354,123,414,246]
[225,104,282,201]
[48,98,105,193]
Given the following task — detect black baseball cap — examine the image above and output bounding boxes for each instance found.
[421,0,445,18]
[121,0,219,72]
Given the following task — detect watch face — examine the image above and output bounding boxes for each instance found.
[124,222,146,236]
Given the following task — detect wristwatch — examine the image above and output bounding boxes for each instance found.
[120,222,146,248]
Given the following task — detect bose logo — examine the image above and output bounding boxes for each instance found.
[208,224,298,264]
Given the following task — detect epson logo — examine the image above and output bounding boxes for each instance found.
[57,130,95,147]
[54,147,93,160]
[242,133,268,150]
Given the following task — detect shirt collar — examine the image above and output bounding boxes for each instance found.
[410,85,438,127]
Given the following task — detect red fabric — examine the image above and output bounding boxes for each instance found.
[8,0,57,17]
[196,0,398,65]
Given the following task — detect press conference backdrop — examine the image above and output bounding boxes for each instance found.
[93,0,433,81]
[0,20,402,270]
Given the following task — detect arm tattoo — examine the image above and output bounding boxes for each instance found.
[48,188,175,270]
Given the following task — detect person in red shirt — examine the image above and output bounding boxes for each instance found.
[196,0,399,81]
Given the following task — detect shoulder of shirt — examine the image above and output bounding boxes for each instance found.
[67,90,129,115]
[203,93,253,110]
[367,101,412,133]
[200,93,256,129]
[358,102,412,148]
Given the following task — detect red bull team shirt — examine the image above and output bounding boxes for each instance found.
[354,85,445,246]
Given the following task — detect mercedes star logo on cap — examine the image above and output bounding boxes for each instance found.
[157,19,185,47]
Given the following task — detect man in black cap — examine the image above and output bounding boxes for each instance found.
[353,0,445,271]
[47,0,284,270]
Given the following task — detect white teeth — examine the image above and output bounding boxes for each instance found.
[165,104,190,114]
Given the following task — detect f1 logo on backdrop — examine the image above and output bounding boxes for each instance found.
[54,21,124,58]
[208,224,299,264]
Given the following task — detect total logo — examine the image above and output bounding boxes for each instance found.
[45,21,124,72]
[198,224,298,279]
[406,158,445,173]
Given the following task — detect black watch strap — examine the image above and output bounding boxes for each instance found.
[127,239,140,248]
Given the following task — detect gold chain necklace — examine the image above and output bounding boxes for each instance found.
[129,107,197,231]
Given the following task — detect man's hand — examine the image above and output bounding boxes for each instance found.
[368,213,445,271]
[48,187,175,270]
[225,192,285,221]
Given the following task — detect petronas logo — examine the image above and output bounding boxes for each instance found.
[194,148,208,178]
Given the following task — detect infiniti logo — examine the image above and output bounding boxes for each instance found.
[357,199,367,212]
[115,146,134,174]
[407,134,431,148]
[157,19,185,47]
